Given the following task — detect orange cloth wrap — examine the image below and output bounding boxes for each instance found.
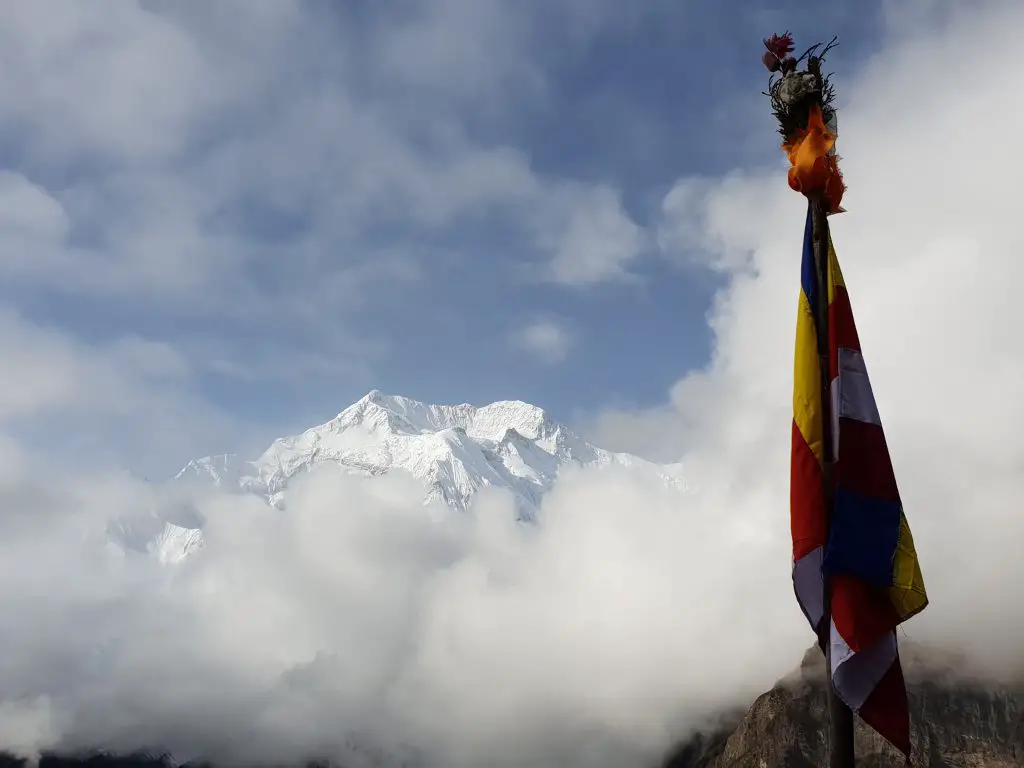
[782,103,845,213]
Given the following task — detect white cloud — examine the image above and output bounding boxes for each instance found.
[0,461,802,768]
[546,186,647,286]
[374,0,658,106]
[510,318,573,363]
[376,0,547,102]
[0,309,255,475]
[0,171,69,244]
[0,2,226,165]
[0,2,646,307]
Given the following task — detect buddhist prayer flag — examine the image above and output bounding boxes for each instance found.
[790,208,928,757]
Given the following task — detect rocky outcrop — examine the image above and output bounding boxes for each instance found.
[666,645,1024,768]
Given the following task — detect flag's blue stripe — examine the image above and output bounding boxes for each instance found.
[799,206,818,312]
[823,487,902,588]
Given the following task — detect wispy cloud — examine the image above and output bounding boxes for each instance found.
[510,318,574,363]
[0,308,253,475]
[546,186,648,286]
[0,1,648,307]
[0,0,676,473]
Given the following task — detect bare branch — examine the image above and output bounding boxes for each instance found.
[819,35,839,60]
[796,43,821,65]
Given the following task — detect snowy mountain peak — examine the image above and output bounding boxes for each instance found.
[148,393,684,563]
[331,390,477,436]
[468,400,552,442]
[174,453,244,487]
[330,391,554,444]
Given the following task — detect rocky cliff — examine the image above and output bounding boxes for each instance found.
[666,645,1024,768]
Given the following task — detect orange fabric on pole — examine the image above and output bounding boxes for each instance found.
[783,103,845,214]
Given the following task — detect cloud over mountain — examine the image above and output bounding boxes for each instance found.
[0,401,796,768]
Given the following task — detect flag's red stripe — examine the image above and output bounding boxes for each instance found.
[857,653,912,757]
[830,574,900,653]
[835,418,901,503]
[828,285,861,380]
[791,420,827,560]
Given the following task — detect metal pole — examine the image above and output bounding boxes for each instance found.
[809,197,856,768]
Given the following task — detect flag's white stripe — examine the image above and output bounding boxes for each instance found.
[793,546,825,630]
[834,347,881,426]
[828,347,880,463]
[829,375,840,463]
[829,620,898,711]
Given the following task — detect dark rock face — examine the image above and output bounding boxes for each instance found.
[0,756,183,768]
[666,646,1024,768]
[0,756,325,768]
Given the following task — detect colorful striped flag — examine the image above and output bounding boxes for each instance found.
[790,208,929,757]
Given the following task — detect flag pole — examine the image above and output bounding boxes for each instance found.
[809,196,857,768]
[761,30,855,767]
[767,31,927,765]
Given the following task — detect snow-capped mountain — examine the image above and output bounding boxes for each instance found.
[129,391,683,562]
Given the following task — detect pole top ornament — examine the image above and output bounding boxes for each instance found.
[762,33,845,214]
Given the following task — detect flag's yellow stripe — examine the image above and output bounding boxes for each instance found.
[826,236,845,305]
[793,289,823,467]
[890,513,929,620]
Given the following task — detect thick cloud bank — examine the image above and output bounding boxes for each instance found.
[0,460,802,767]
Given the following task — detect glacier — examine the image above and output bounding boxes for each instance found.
[129,390,683,562]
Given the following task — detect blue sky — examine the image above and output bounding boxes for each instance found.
[0,0,963,475]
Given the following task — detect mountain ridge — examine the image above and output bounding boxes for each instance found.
[119,391,683,563]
